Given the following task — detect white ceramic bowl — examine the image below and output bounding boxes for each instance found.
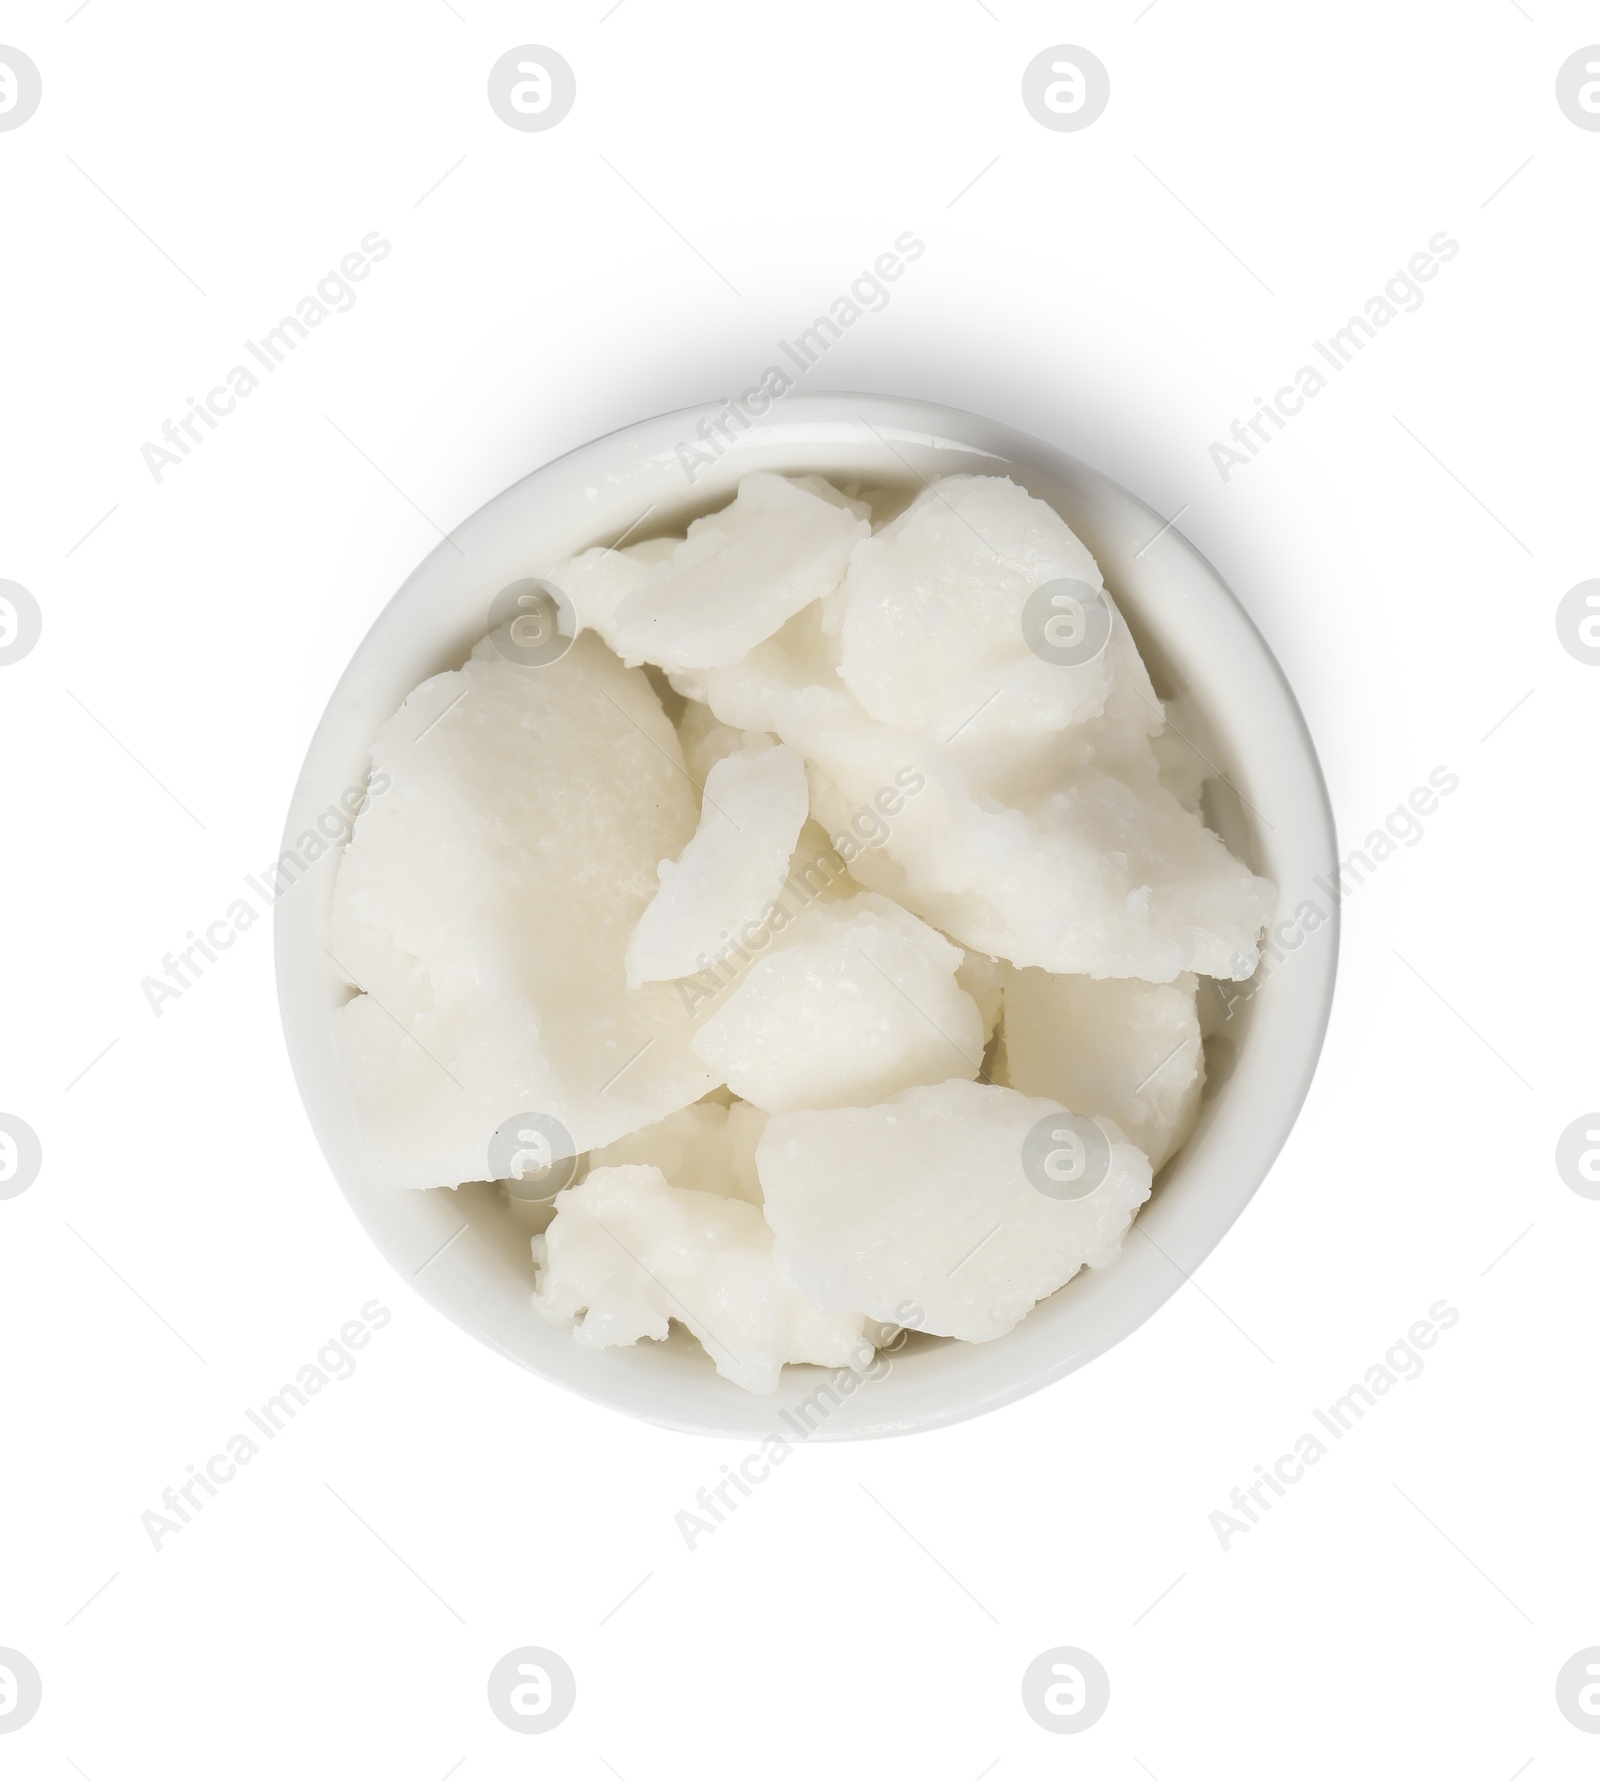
[276,393,1337,1440]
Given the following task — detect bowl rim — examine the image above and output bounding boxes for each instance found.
[275,391,1339,1441]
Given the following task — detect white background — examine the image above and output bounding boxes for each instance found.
[2,2,1598,1775]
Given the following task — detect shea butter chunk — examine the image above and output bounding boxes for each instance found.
[532,1163,867,1393]
[759,1079,1151,1342]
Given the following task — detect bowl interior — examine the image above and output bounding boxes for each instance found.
[276,394,1337,1439]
